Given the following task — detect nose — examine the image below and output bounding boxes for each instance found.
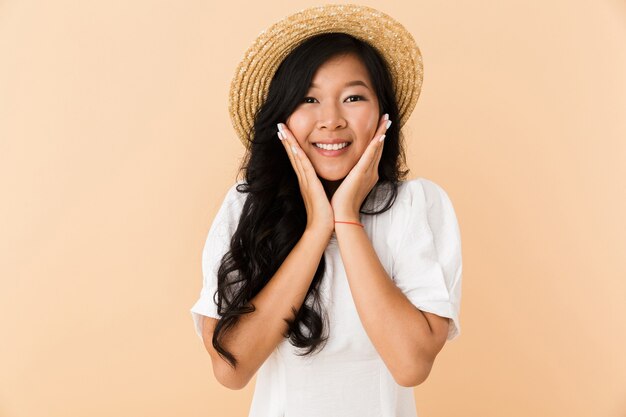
[317,101,347,130]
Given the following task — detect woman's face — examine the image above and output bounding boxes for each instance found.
[285,52,381,182]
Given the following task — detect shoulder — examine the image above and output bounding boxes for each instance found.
[221,179,248,206]
[395,177,454,209]
[212,180,249,227]
[392,177,460,238]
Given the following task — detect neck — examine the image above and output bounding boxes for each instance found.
[321,178,342,200]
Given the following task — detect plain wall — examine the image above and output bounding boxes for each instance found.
[1,0,625,416]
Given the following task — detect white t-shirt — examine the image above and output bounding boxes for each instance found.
[190,177,463,417]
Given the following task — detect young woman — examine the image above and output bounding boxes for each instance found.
[191,5,463,417]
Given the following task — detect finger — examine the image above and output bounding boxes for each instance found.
[278,123,308,188]
[366,133,385,173]
[368,114,391,171]
[279,124,307,187]
[374,113,391,142]
[279,124,331,203]
[359,114,388,172]
[278,126,304,185]
[278,129,298,178]
[343,133,377,178]
[371,133,385,173]
[291,141,309,189]
[296,147,317,188]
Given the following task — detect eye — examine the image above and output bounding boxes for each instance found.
[345,95,366,102]
[301,95,366,104]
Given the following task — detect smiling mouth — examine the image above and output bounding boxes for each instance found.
[313,142,350,151]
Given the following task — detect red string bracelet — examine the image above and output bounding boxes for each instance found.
[334,220,364,227]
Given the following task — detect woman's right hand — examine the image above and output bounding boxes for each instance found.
[277,122,335,237]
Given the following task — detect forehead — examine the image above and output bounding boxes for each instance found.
[310,53,372,85]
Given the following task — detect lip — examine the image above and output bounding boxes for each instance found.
[313,142,351,157]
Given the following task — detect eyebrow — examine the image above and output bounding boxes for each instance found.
[309,80,371,90]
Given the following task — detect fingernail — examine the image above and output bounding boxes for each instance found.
[291,145,298,155]
[378,134,386,142]
[385,120,392,130]
[277,131,284,141]
[277,123,284,132]
[383,113,389,121]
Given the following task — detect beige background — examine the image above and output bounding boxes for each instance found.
[1,0,625,416]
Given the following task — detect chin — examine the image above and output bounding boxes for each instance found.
[317,172,348,182]
[311,161,353,182]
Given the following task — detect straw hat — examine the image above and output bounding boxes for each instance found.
[228,3,423,148]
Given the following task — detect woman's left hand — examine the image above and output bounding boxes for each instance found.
[330,114,391,221]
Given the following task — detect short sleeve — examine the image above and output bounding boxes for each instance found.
[189,182,246,341]
[391,178,463,341]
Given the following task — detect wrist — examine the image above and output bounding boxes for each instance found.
[334,220,364,228]
[304,224,334,239]
[333,211,361,223]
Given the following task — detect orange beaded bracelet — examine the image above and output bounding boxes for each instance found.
[334,220,364,227]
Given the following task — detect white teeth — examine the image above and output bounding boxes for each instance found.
[315,142,349,151]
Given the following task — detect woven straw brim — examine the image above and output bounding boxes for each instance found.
[228,3,423,149]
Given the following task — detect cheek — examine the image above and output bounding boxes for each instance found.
[286,112,313,146]
[353,105,379,132]
[365,114,378,133]
[354,112,379,144]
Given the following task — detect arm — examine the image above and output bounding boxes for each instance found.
[200,120,337,389]
[334,222,450,387]
[315,115,457,386]
[201,227,331,390]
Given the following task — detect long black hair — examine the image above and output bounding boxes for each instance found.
[212,32,410,368]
